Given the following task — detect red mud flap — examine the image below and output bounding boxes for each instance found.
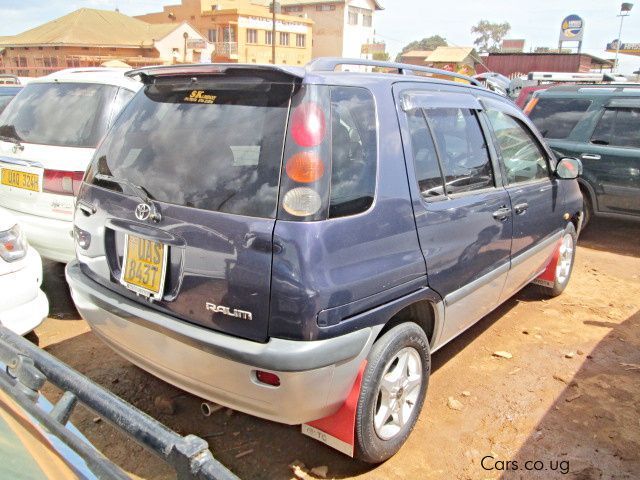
[301,361,367,457]
[531,237,562,288]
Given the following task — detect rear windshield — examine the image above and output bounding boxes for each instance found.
[88,78,293,218]
[528,97,591,139]
[0,82,118,148]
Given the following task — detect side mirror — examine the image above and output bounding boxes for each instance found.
[555,157,582,180]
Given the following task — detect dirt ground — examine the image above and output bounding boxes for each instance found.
[31,218,639,480]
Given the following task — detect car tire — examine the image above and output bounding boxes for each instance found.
[354,322,430,463]
[537,223,577,298]
[581,189,593,230]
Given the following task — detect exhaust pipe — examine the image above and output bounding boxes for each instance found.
[201,401,223,417]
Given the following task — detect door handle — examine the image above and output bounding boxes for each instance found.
[581,153,601,160]
[492,206,511,221]
[514,202,529,215]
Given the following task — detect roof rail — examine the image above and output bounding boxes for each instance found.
[306,57,483,87]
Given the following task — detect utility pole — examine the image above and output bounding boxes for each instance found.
[614,3,634,73]
[270,2,280,64]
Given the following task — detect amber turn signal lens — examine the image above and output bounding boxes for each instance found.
[285,151,325,183]
[523,97,539,116]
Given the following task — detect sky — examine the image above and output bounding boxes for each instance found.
[1,0,639,74]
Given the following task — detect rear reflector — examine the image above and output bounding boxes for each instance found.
[43,170,84,196]
[255,370,281,387]
[290,102,326,147]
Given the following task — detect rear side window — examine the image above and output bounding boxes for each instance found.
[88,79,293,218]
[528,97,591,139]
[406,108,494,196]
[329,87,376,218]
[0,82,117,148]
[591,107,640,148]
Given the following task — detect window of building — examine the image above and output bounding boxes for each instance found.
[222,26,236,43]
[246,29,258,44]
[348,7,359,25]
[316,4,336,11]
[363,14,372,27]
[265,30,273,45]
[487,110,549,184]
[279,32,290,46]
[207,29,217,43]
[591,107,640,148]
[296,34,306,48]
[285,6,303,12]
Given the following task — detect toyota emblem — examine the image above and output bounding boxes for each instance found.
[135,203,152,221]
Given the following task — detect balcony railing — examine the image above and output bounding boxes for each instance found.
[213,42,238,57]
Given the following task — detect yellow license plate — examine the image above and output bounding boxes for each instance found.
[1,168,40,192]
[121,235,168,299]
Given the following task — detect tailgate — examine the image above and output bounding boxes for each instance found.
[75,69,297,342]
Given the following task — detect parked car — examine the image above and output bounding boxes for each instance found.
[527,84,640,226]
[0,68,142,263]
[0,208,48,335]
[66,59,583,463]
[0,85,22,114]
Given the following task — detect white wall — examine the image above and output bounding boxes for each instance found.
[154,23,213,63]
[341,0,376,59]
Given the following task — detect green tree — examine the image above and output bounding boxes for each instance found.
[471,20,511,53]
[373,51,390,62]
[396,35,448,62]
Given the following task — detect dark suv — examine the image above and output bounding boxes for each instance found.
[66,59,583,463]
[528,84,640,226]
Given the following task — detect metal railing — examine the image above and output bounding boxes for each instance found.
[213,42,238,57]
[0,325,239,480]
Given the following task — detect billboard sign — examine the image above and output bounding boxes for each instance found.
[559,14,584,42]
[607,39,640,55]
[187,38,206,49]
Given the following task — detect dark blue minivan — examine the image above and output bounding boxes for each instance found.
[66,59,583,462]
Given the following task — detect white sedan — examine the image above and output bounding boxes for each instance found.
[0,208,48,335]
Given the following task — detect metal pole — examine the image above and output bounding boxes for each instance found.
[614,14,625,72]
[272,2,276,64]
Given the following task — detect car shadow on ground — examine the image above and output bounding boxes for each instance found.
[501,310,640,479]
[578,218,640,259]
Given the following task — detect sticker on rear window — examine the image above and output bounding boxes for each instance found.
[184,90,217,104]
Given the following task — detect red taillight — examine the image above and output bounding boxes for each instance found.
[255,370,281,387]
[290,102,326,147]
[43,170,84,196]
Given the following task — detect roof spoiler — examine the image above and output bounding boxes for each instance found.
[126,63,305,84]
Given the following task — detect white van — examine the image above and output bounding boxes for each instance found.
[0,68,141,262]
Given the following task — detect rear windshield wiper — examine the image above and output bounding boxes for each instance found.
[0,134,24,151]
[94,173,162,222]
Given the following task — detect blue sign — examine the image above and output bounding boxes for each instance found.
[560,14,584,41]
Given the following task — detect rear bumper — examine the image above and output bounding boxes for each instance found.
[66,261,379,425]
[0,249,48,335]
[3,208,74,263]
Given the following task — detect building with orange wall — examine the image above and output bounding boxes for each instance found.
[137,0,313,65]
[0,8,212,77]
